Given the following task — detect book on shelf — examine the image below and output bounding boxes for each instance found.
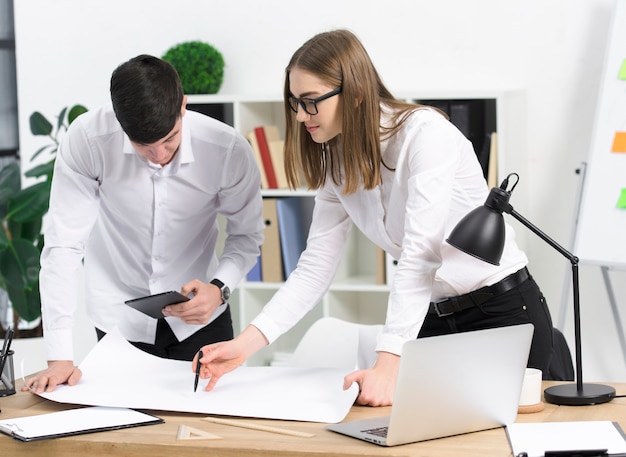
[261,198,284,282]
[245,130,269,189]
[269,139,288,188]
[254,126,279,189]
[247,255,262,282]
[275,197,307,279]
[476,131,492,180]
[261,125,289,189]
[487,131,498,188]
[375,247,386,285]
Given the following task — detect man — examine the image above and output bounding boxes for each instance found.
[24,55,264,393]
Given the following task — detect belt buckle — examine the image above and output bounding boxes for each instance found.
[433,299,455,317]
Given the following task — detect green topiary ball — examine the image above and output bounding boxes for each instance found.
[162,41,225,94]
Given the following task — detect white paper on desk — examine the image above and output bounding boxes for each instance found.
[39,328,358,423]
[506,421,626,457]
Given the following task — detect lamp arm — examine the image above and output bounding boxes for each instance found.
[508,207,584,389]
[508,209,578,265]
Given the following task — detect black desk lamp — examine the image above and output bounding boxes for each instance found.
[446,173,615,406]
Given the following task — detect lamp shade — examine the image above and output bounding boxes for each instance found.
[446,205,505,266]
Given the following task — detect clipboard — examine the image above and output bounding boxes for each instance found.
[124,291,189,319]
[0,406,164,442]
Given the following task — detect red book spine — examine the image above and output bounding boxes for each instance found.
[254,127,278,189]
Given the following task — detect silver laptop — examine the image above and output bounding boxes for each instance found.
[326,323,534,446]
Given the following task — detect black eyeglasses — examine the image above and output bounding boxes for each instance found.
[288,87,342,115]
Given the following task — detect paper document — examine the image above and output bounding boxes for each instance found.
[0,406,163,442]
[506,421,626,457]
[39,328,358,423]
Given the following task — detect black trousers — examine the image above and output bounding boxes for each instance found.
[418,273,555,378]
[96,305,233,361]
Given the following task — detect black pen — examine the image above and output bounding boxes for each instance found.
[517,450,610,457]
[193,349,203,392]
[544,449,608,457]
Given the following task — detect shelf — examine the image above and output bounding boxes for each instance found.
[261,188,316,198]
[187,93,282,104]
[240,281,283,290]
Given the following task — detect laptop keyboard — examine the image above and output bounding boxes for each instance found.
[362,426,388,438]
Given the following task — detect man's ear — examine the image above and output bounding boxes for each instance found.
[181,95,188,116]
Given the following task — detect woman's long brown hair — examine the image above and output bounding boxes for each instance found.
[283,29,426,194]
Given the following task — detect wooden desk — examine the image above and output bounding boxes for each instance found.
[1,382,625,457]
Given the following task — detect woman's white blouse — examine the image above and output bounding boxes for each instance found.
[251,108,527,356]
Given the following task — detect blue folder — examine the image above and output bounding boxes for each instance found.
[247,255,262,282]
[275,198,307,279]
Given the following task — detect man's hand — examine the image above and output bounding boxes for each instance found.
[21,360,82,394]
[162,279,222,324]
[343,351,400,406]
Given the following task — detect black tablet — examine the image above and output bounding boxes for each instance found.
[124,291,190,319]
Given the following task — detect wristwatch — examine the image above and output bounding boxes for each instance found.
[210,278,230,304]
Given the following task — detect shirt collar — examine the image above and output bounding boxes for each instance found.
[177,115,194,165]
[121,115,195,171]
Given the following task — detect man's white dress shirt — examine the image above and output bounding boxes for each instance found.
[40,106,264,361]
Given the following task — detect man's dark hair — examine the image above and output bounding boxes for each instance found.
[110,54,184,144]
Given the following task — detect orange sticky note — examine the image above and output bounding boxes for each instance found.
[611,131,626,153]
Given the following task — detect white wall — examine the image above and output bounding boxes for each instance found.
[13,0,626,381]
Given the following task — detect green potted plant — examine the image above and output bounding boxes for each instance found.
[162,41,225,94]
[0,104,87,336]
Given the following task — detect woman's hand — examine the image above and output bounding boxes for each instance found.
[193,325,269,392]
[343,351,400,406]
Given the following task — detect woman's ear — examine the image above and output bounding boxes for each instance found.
[354,92,363,107]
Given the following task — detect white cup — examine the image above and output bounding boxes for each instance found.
[519,368,542,406]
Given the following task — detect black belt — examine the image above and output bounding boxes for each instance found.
[429,267,529,317]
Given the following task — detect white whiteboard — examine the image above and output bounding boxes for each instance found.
[574,0,626,267]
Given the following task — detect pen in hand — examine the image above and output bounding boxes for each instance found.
[194,349,203,392]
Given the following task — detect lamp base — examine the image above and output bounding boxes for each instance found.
[544,383,616,406]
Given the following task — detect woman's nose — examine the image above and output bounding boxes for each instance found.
[295,105,311,122]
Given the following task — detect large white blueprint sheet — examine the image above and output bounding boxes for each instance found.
[39,329,359,423]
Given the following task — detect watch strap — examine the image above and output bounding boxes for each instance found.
[210,278,229,303]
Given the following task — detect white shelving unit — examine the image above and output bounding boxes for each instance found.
[186,91,526,366]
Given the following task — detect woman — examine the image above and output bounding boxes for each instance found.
[194,29,555,406]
